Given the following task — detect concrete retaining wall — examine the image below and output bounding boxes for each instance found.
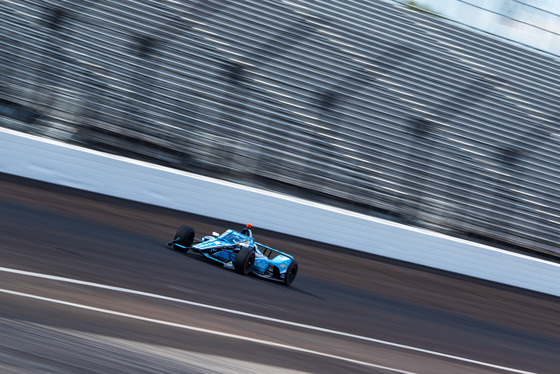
[2,127,558,297]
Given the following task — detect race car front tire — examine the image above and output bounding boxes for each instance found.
[283,260,298,286]
[173,225,195,252]
[234,247,255,275]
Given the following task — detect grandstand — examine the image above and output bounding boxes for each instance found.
[1,0,559,256]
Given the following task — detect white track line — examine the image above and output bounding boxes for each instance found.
[0,288,416,374]
[0,266,536,374]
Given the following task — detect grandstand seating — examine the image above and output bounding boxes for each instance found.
[2,0,559,255]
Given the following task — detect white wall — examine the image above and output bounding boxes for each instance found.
[2,127,559,297]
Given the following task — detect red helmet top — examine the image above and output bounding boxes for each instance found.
[246,223,252,228]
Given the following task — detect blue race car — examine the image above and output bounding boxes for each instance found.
[168,224,299,286]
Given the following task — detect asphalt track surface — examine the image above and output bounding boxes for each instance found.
[0,173,559,374]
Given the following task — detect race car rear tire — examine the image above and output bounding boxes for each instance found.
[173,225,195,252]
[234,247,255,275]
[283,260,298,286]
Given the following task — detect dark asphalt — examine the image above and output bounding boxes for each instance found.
[0,173,558,373]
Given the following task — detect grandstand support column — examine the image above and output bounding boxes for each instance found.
[72,64,108,146]
[306,90,341,182]
[33,6,69,123]
[490,145,523,237]
[214,60,252,173]
[399,117,434,222]
[124,35,158,132]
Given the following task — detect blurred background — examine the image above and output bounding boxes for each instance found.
[405,0,560,55]
[1,0,560,258]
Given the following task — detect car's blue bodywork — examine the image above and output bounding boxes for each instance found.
[171,229,296,283]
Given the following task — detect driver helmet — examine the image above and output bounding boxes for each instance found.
[241,223,252,237]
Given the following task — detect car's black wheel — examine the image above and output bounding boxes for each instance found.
[283,260,298,286]
[234,246,255,275]
[173,225,195,252]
